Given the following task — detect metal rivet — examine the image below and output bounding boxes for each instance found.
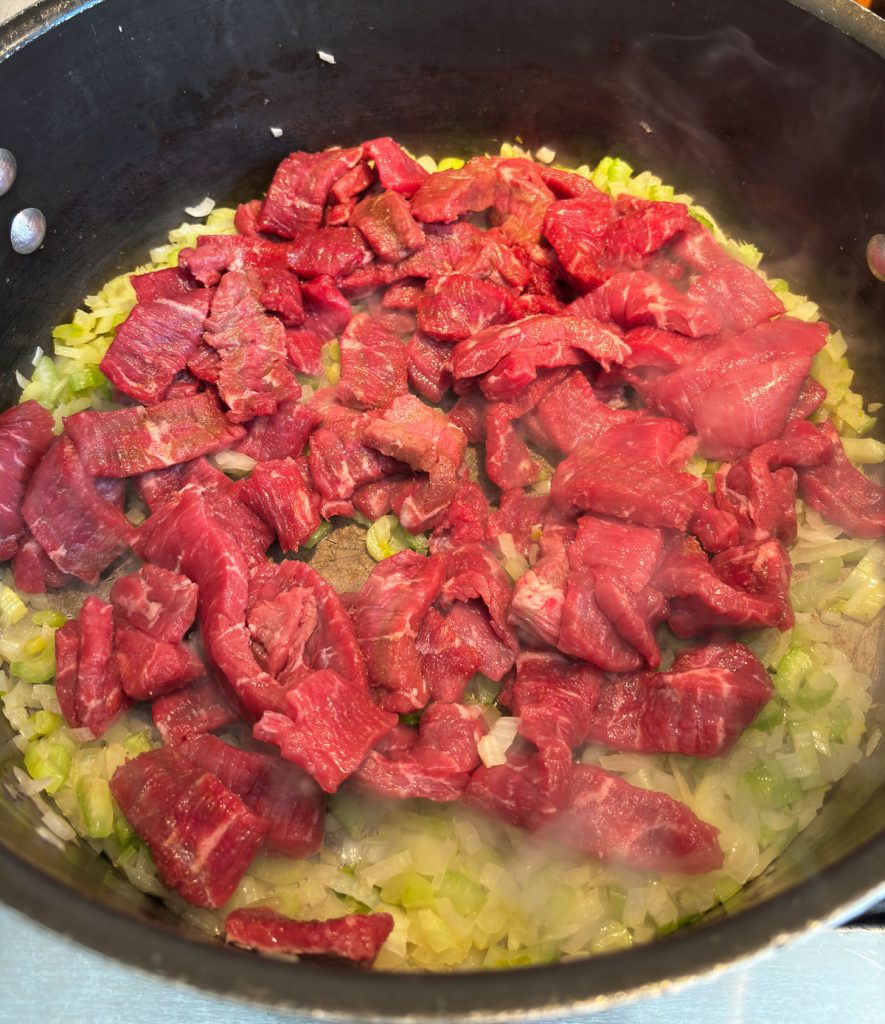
[0,148,16,197]
[10,207,47,255]
[868,234,885,283]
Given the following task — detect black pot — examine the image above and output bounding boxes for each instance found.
[1,0,884,1018]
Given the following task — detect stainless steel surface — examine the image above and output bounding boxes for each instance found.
[0,147,15,195]
[869,234,885,282]
[9,205,45,253]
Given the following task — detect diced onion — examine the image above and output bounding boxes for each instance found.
[477,716,521,768]
[183,196,216,218]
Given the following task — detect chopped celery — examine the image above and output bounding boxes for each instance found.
[399,710,422,727]
[333,891,372,914]
[28,710,63,737]
[302,521,333,549]
[438,871,486,916]
[24,738,71,794]
[484,942,558,968]
[31,610,67,628]
[591,921,633,954]
[113,815,135,847]
[751,699,786,732]
[23,635,47,657]
[77,777,115,838]
[68,365,108,393]
[795,670,837,712]
[828,701,855,744]
[774,646,815,701]
[380,871,435,909]
[607,885,627,920]
[11,648,56,684]
[834,546,885,623]
[462,674,501,706]
[809,556,843,583]
[842,437,885,465]
[741,761,801,809]
[436,157,465,171]
[0,584,28,628]
[365,514,429,561]
[124,731,154,758]
[714,877,742,903]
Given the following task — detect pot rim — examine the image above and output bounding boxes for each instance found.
[1,0,884,1018]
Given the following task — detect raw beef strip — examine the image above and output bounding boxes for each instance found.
[0,401,54,561]
[542,193,616,292]
[254,669,396,792]
[490,158,556,256]
[647,318,828,460]
[508,532,570,648]
[203,269,299,423]
[441,600,515,682]
[558,569,645,672]
[283,274,352,376]
[429,478,489,553]
[178,235,290,288]
[504,650,602,754]
[75,596,128,737]
[247,559,366,689]
[363,137,429,196]
[655,537,789,638]
[12,531,73,593]
[465,749,570,831]
[416,274,518,342]
[551,444,708,531]
[712,539,794,631]
[351,190,425,263]
[356,701,487,801]
[362,395,467,532]
[233,400,320,462]
[65,392,244,477]
[798,421,885,538]
[538,166,607,200]
[353,549,445,712]
[578,270,720,338]
[486,489,548,558]
[114,621,204,701]
[234,199,262,237]
[410,157,503,223]
[451,314,629,402]
[179,734,324,857]
[257,146,363,236]
[607,195,694,266]
[529,370,635,456]
[543,765,723,875]
[439,542,516,651]
[226,907,393,965]
[54,619,82,729]
[284,227,373,280]
[187,342,221,383]
[715,419,834,544]
[130,267,198,303]
[109,565,199,643]
[100,290,212,404]
[383,278,425,310]
[417,607,483,703]
[406,332,452,403]
[330,161,375,203]
[152,675,237,746]
[22,438,134,583]
[110,747,269,908]
[687,259,784,335]
[237,458,320,552]
[256,266,305,326]
[570,514,664,592]
[586,638,772,758]
[446,391,486,443]
[337,314,409,410]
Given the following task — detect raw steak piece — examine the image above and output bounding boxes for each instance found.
[647,318,828,460]
[355,701,488,801]
[508,532,570,648]
[337,314,409,410]
[542,193,616,292]
[428,479,489,553]
[530,370,635,456]
[22,438,134,584]
[363,137,428,196]
[330,161,374,203]
[712,539,794,631]
[237,458,321,552]
[351,190,425,263]
[406,332,452,403]
[586,638,773,758]
[54,619,82,729]
[308,405,404,501]
[65,392,244,477]
[410,157,503,223]
[109,565,199,643]
[254,669,396,793]
[417,274,518,342]
[130,267,198,303]
[551,445,708,531]
[504,650,603,753]
[100,290,212,404]
[0,400,54,561]
[284,227,373,280]
[798,421,885,538]
[233,400,320,462]
[578,270,720,338]
[179,734,324,857]
[543,766,723,874]
[486,489,548,558]
[226,907,393,965]
[687,259,784,334]
[417,608,483,703]
[75,596,128,737]
[257,146,364,236]
[152,675,238,746]
[110,747,269,908]
[12,530,73,593]
[353,549,445,712]
[114,621,204,701]
[439,543,516,652]
[465,749,570,831]
[558,569,645,672]
[451,314,629,402]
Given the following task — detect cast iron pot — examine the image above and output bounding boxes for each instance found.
[1,0,884,1018]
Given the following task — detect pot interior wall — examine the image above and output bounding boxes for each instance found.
[1,0,884,1017]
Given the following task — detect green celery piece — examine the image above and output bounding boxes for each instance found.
[366,514,428,561]
[31,610,67,628]
[0,584,28,628]
[302,521,333,549]
[68,365,108,393]
[381,872,435,909]
[591,921,633,954]
[607,885,627,920]
[438,871,486,916]
[113,815,135,847]
[485,943,559,968]
[333,891,372,915]
[742,761,801,809]
[24,739,71,794]
[794,670,837,712]
[11,650,56,684]
[750,699,786,732]
[827,702,854,744]
[124,731,154,758]
[774,646,815,702]
[77,777,115,838]
[28,710,63,737]
[462,673,501,706]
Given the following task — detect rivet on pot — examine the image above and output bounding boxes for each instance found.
[10,207,47,255]
[0,148,16,196]
[868,234,885,282]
